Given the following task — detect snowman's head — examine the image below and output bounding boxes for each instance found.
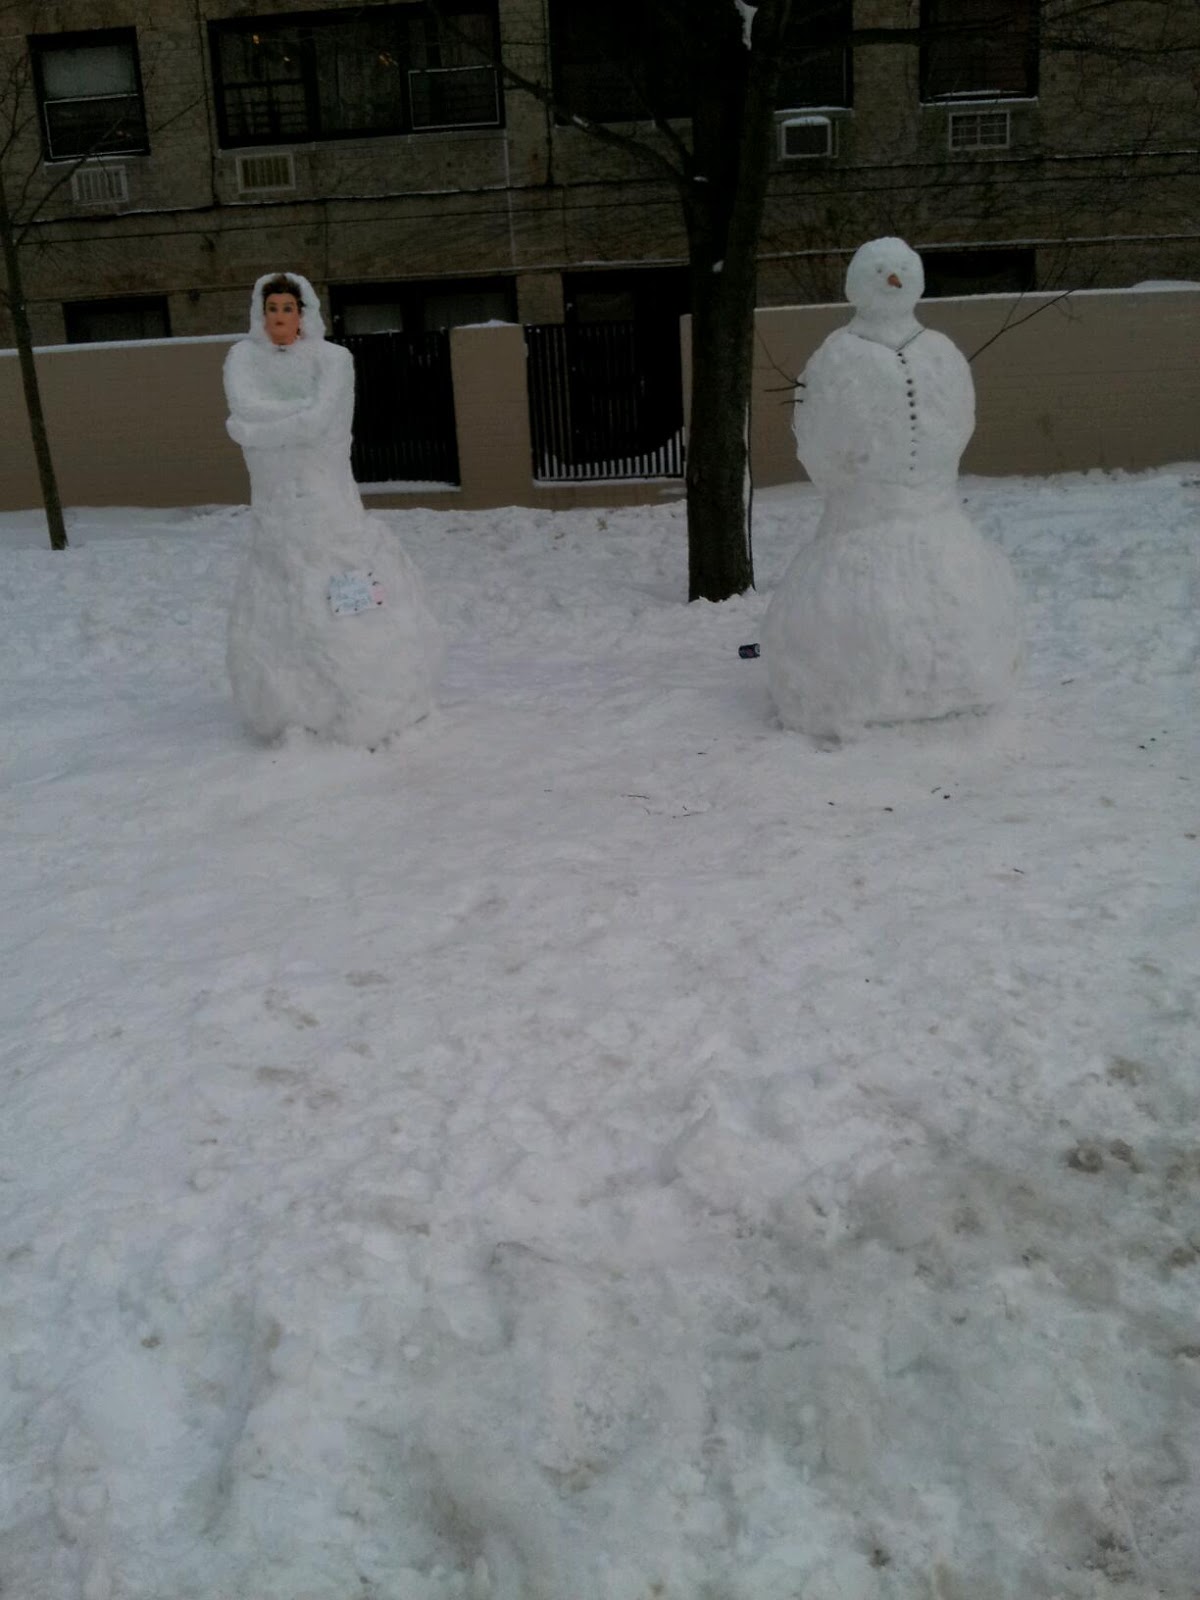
[845,238,924,318]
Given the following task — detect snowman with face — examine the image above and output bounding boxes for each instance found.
[763,237,1022,740]
[224,272,442,746]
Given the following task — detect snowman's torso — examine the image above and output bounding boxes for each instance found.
[765,322,1022,737]
[795,326,975,504]
[224,331,441,743]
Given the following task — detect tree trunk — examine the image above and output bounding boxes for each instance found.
[682,0,792,602]
[0,171,68,551]
[685,244,758,602]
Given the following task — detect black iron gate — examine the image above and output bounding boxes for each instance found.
[526,320,685,481]
[337,330,459,485]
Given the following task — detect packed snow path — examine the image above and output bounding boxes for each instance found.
[1,471,1197,1599]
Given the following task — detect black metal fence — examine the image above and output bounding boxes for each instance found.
[338,329,459,485]
[525,321,685,481]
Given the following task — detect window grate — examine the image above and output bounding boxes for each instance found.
[948,108,1011,150]
[235,151,296,193]
[69,163,129,204]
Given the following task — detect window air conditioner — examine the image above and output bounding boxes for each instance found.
[70,164,129,205]
[779,115,834,159]
[235,152,296,195]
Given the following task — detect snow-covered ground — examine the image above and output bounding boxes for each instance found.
[1,470,1197,1600]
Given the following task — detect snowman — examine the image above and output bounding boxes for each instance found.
[763,237,1022,739]
[224,271,442,746]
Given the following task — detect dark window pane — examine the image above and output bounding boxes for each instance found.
[922,0,1037,99]
[41,41,136,98]
[64,296,170,342]
[564,268,689,324]
[408,9,495,70]
[555,59,644,122]
[549,0,691,122]
[329,276,515,338]
[313,16,405,135]
[778,2,852,109]
[921,248,1035,297]
[341,301,407,334]
[215,24,312,141]
[405,9,498,128]
[44,94,146,158]
[409,65,499,128]
[420,281,513,329]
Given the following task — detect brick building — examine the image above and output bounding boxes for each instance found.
[2,0,1197,348]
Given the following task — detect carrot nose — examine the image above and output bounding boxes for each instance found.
[887,273,903,288]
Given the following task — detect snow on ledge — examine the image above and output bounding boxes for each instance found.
[358,481,460,495]
[753,282,1200,315]
[532,476,685,489]
[0,333,241,357]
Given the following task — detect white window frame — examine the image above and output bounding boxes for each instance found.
[778,114,835,160]
[948,107,1012,152]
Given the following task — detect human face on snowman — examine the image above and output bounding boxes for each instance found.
[264,292,302,346]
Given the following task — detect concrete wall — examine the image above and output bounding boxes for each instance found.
[743,288,1200,485]
[0,326,681,513]
[2,289,1197,514]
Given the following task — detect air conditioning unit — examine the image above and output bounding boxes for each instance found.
[948,109,1011,152]
[70,164,128,205]
[235,152,296,195]
[779,115,834,160]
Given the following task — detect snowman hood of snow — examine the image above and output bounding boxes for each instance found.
[246,272,327,344]
[844,237,925,347]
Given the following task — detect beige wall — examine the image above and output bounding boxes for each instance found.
[2,290,1197,515]
[744,289,1200,485]
[0,326,682,513]
[1,337,246,510]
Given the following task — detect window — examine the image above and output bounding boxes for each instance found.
[920,248,1035,298]
[948,108,1011,151]
[550,2,850,124]
[921,0,1037,101]
[563,269,689,326]
[549,0,692,123]
[63,296,170,343]
[329,278,515,337]
[209,4,501,147]
[30,29,147,161]
[777,2,853,110]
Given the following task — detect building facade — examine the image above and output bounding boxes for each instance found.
[2,0,1197,347]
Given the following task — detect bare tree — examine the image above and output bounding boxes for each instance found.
[436,0,801,600]
[0,5,69,548]
[1,2,198,551]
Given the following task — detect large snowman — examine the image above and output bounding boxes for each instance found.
[225,271,442,746]
[764,237,1022,739]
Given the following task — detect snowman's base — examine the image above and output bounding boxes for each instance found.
[764,500,1022,740]
[228,509,442,749]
